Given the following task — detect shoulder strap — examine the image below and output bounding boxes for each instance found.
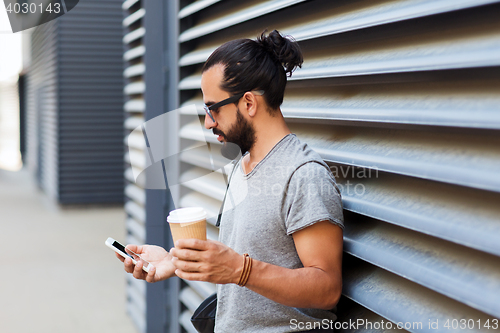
[216,160,238,227]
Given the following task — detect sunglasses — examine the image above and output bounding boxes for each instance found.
[203,90,264,122]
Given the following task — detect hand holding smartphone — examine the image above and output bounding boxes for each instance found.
[105,237,152,273]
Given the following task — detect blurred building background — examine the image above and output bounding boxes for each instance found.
[22,0,124,204]
[0,9,22,171]
[0,1,134,333]
[2,0,500,333]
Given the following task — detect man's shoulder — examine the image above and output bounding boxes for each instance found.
[277,134,329,171]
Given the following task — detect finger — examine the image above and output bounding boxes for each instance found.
[115,252,125,262]
[175,238,210,251]
[145,266,156,283]
[170,248,201,261]
[175,269,205,281]
[132,260,147,280]
[172,258,202,272]
[124,257,135,274]
[125,244,143,254]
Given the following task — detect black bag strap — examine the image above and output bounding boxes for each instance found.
[216,160,238,227]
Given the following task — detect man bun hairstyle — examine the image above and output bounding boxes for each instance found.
[202,30,303,114]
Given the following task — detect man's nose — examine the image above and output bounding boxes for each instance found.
[204,113,217,129]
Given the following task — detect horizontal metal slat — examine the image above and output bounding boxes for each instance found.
[184,280,217,300]
[335,297,410,333]
[125,200,146,223]
[180,167,226,202]
[123,27,145,44]
[126,234,142,253]
[123,45,145,61]
[125,183,146,205]
[178,75,201,90]
[344,217,500,318]
[124,82,145,95]
[178,0,307,42]
[124,99,145,112]
[60,47,121,56]
[125,149,146,169]
[178,0,221,19]
[179,191,222,227]
[179,287,204,313]
[282,106,500,130]
[122,0,139,11]
[123,8,145,27]
[126,217,145,244]
[126,279,146,316]
[179,121,218,144]
[180,143,232,174]
[125,116,144,130]
[124,63,145,78]
[126,273,146,297]
[125,167,145,188]
[126,131,146,150]
[180,310,198,333]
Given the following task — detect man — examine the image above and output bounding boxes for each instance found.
[117,30,344,333]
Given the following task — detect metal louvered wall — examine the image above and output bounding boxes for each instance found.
[122,0,147,331]
[173,0,500,332]
[25,0,125,204]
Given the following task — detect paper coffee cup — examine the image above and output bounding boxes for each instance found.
[167,207,207,243]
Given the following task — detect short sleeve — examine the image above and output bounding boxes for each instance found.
[283,162,344,235]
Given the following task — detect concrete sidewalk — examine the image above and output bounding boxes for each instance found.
[0,167,138,333]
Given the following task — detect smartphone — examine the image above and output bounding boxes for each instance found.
[105,237,152,273]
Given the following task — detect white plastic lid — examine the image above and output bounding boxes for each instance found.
[167,207,207,223]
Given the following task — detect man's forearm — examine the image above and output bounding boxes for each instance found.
[244,259,341,310]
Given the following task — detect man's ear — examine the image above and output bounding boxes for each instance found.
[242,91,258,117]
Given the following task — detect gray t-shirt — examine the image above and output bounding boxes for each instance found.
[215,133,344,333]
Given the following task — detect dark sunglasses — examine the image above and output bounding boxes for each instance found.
[203,90,264,122]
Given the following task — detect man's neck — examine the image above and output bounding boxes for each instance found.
[242,120,291,175]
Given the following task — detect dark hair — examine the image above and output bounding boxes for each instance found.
[201,30,303,114]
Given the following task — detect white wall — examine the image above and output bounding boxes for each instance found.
[0,6,22,171]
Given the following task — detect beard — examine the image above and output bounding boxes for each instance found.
[214,107,256,159]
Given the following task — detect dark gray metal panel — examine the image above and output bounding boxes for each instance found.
[56,0,124,204]
[164,1,181,333]
[143,0,173,330]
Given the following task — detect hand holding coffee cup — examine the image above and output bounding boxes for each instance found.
[167,207,207,244]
